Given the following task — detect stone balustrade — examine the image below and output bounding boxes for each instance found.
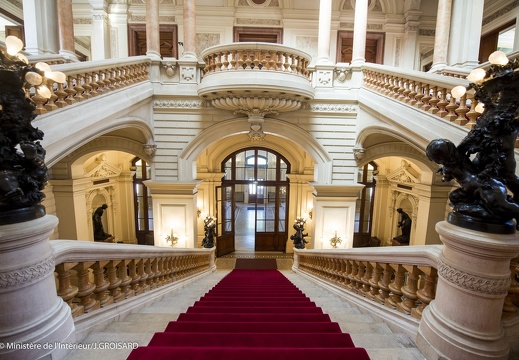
[200,42,312,80]
[26,56,151,115]
[51,240,215,318]
[293,247,441,321]
[362,64,480,130]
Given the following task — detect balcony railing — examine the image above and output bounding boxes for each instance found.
[200,42,312,80]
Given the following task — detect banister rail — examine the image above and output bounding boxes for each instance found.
[294,247,519,322]
[362,63,481,130]
[51,241,215,318]
[200,42,312,80]
[294,246,440,321]
[27,56,151,116]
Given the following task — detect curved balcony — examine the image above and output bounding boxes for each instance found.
[198,42,314,116]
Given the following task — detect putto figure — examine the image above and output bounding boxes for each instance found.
[291,217,308,249]
[426,51,519,233]
[0,36,66,224]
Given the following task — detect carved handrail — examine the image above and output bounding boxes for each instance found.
[25,56,151,116]
[294,246,441,321]
[200,42,312,80]
[362,63,481,130]
[51,241,215,318]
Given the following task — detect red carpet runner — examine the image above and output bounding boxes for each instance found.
[127,269,371,360]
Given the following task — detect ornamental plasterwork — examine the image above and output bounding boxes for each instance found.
[386,159,420,184]
[437,259,510,295]
[483,1,519,26]
[344,0,381,12]
[236,18,281,26]
[302,103,358,114]
[5,0,22,9]
[92,14,108,22]
[130,0,174,3]
[181,66,196,82]
[317,70,332,86]
[196,33,220,56]
[74,18,93,25]
[129,15,175,23]
[85,156,122,179]
[154,99,210,109]
[421,48,434,60]
[394,38,401,67]
[0,255,55,290]
[419,29,435,37]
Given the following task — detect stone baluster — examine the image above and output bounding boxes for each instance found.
[73,74,85,102]
[398,265,420,315]
[137,259,150,293]
[347,260,359,292]
[367,262,383,301]
[32,92,48,115]
[428,86,439,114]
[377,263,394,304]
[92,260,113,307]
[414,266,437,319]
[414,83,425,108]
[44,80,58,112]
[128,259,142,295]
[72,261,99,313]
[360,261,373,297]
[454,93,469,126]
[146,258,156,289]
[386,264,405,309]
[117,260,133,299]
[465,97,479,129]
[64,75,77,105]
[106,260,124,302]
[436,89,449,118]
[55,262,82,317]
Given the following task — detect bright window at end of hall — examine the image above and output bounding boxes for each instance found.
[498,26,515,54]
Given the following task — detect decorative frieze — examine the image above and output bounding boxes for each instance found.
[0,255,55,290]
[483,1,519,26]
[74,18,92,25]
[302,103,358,114]
[340,22,382,31]
[437,259,511,295]
[154,99,209,109]
[129,15,175,23]
[236,18,281,26]
[419,29,435,37]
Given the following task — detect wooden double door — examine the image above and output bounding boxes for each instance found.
[216,148,290,257]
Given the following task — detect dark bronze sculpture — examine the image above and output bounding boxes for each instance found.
[393,208,411,244]
[93,204,113,241]
[202,216,216,248]
[291,217,308,249]
[0,37,65,225]
[426,52,519,233]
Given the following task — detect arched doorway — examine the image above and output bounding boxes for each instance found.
[216,147,290,256]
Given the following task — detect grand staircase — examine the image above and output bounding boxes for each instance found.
[64,268,426,360]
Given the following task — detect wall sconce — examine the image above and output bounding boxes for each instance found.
[308,209,313,219]
[330,231,342,249]
[197,208,202,218]
[165,230,178,247]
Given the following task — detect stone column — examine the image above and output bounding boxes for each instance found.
[0,216,75,359]
[146,0,161,59]
[447,0,484,68]
[22,0,60,54]
[351,0,368,66]
[57,0,78,60]
[417,221,519,360]
[90,0,111,60]
[402,9,421,69]
[182,0,197,59]
[108,2,129,58]
[316,0,332,64]
[430,0,452,71]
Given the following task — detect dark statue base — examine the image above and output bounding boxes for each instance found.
[447,212,516,235]
[0,205,46,226]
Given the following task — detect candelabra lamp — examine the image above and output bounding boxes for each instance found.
[202,215,217,248]
[165,231,179,247]
[330,231,342,248]
[0,36,66,225]
[290,216,308,249]
[426,50,519,234]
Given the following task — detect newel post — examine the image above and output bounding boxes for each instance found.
[417,221,519,360]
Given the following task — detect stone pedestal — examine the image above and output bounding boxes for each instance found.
[417,221,519,360]
[0,215,75,360]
